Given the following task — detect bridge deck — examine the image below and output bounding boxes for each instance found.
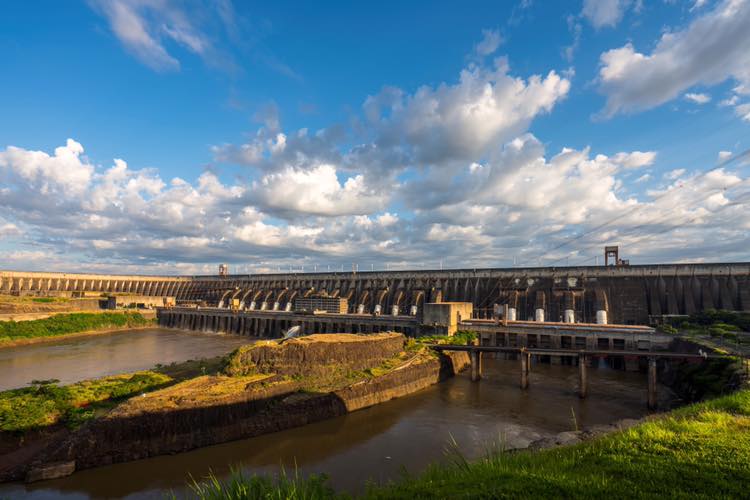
[429,344,725,359]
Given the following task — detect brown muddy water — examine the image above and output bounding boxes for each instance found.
[0,328,250,391]
[0,341,677,499]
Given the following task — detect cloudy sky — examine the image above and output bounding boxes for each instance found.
[1,0,750,275]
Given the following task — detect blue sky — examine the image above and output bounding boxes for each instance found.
[1,0,749,274]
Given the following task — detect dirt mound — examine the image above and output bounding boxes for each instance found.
[225,332,406,377]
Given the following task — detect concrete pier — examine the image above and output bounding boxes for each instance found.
[648,357,658,410]
[470,349,482,382]
[520,351,530,389]
[578,354,588,398]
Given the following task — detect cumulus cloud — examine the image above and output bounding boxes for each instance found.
[611,150,657,169]
[250,165,389,217]
[597,0,750,116]
[366,59,570,167]
[3,136,750,272]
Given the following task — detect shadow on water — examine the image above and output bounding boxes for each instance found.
[1,356,675,499]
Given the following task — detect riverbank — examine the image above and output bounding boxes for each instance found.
[0,333,469,483]
[190,386,750,499]
[0,312,155,348]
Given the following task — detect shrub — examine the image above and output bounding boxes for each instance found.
[656,324,678,335]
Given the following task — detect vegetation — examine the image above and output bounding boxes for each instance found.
[667,309,750,343]
[189,469,335,500]
[416,330,478,346]
[0,371,171,432]
[0,294,69,304]
[0,311,152,344]
[189,388,750,499]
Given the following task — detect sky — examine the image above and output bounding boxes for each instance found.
[1,0,749,275]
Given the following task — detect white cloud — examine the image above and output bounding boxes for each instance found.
[735,102,750,121]
[718,150,733,160]
[366,59,570,166]
[611,150,657,169]
[597,0,750,116]
[3,136,750,272]
[684,92,712,104]
[474,29,502,56]
[665,168,686,180]
[719,95,739,106]
[691,0,709,10]
[250,164,389,216]
[89,0,230,72]
[0,138,93,196]
[635,173,652,183]
[582,0,632,28]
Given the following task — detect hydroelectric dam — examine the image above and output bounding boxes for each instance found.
[3,262,750,325]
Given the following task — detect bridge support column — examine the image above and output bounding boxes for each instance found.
[648,357,658,410]
[520,351,530,389]
[470,349,482,382]
[578,354,588,398]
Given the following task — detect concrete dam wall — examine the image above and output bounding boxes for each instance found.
[3,263,750,325]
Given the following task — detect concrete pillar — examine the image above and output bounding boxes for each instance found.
[470,349,482,382]
[357,304,365,314]
[564,309,575,323]
[578,354,588,398]
[648,357,658,410]
[391,305,399,316]
[273,301,280,311]
[248,301,256,310]
[285,302,293,312]
[535,308,545,322]
[410,305,418,316]
[520,352,529,389]
[374,304,382,315]
[596,310,608,325]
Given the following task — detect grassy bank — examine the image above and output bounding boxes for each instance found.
[0,371,171,432]
[0,311,152,344]
[189,388,750,499]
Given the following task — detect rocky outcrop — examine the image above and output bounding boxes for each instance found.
[225,332,406,377]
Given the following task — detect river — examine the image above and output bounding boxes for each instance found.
[0,330,677,499]
[0,328,250,391]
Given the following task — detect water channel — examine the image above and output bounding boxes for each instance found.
[0,328,250,391]
[0,329,677,498]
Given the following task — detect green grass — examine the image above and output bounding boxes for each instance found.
[0,371,172,432]
[0,311,152,343]
[189,388,750,499]
[189,469,336,500]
